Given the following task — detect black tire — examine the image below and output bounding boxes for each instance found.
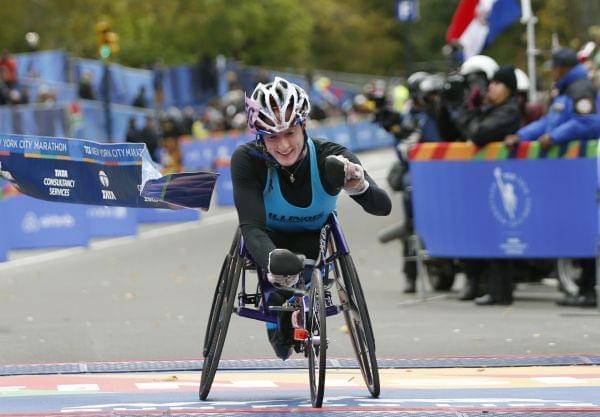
[556,258,582,297]
[429,271,455,291]
[202,229,240,357]
[199,237,242,400]
[307,271,327,408]
[337,253,380,398]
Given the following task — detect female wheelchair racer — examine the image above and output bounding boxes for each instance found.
[200,77,391,406]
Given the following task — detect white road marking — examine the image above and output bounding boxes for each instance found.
[391,378,509,387]
[0,386,26,392]
[532,377,586,384]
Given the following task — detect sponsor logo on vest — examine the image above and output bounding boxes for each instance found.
[268,212,324,223]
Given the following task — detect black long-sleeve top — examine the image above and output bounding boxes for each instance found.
[231,138,391,270]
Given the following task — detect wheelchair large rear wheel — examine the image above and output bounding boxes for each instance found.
[202,229,240,356]
[307,271,327,408]
[199,235,242,400]
[337,253,380,398]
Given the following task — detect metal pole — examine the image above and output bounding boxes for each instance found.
[102,62,112,142]
[520,0,538,102]
[403,23,413,76]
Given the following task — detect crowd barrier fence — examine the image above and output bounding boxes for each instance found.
[409,140,599,259]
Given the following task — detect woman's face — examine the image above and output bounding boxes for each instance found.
[263,124,305,166]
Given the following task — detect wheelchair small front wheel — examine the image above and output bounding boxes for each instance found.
[307,270,327,408]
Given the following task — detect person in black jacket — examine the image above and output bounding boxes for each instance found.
[459,66,521,146]
[457,67,522,305]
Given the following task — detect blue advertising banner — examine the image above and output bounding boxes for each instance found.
[215,166,234,206]
[4,195,89,250]
[411,159,597,258]
[181,140,213,170]
[86,206,137,237]
[0,134,217,210]
[0,201,8,261]
[136,207,200,223]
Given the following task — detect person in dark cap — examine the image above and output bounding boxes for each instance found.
[505,47,600,150]
[455,66,522,305]
[458,65,521,147]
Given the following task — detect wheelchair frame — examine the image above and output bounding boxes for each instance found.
[199,213,380,407]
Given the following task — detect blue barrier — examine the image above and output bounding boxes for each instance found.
[0,201,8,261]
[411,150,598,258]
[21,77,78,103]
[15,50,68,83]
[181,139,213,170]
[110,65,155,106]
[215,166,234,206]
[77,100,156,142]
[86,206,137,237]
[4,195,90,249]
[0,104,69,137]
[136,207,200,223]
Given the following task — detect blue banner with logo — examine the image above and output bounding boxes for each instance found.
[136,207,200,223]
[4,195,89,250]
[411,159,597,258]
[215,166,234,206]
[86,206,137,237]
[0,201,8,261]
[0,134,217,210]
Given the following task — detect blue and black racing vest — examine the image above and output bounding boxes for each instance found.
[264,138,338,232]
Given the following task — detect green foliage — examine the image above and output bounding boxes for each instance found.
[0,0,597,75]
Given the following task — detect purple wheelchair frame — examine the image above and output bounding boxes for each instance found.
[234,213,350,324]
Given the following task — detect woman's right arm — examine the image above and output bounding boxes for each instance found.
[230,147,275,271]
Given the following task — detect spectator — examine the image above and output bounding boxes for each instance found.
[78,71,96,100]
[19,86,29,104]
[459,66,521,146]
[505,48,600,150]
[0,50,18,88]
[181,106,195,135]
[514,68,544,127]
[457,66,521,306]
[132,86,148,108]
[8,89,21,106]
[36,84,56,103]
[199,52,217,96]
[125,117,140,143]
[191,116,210,140]
[152,58,165,107]
[140,117,160,161]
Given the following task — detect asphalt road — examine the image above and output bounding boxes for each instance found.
[1,147,599,365]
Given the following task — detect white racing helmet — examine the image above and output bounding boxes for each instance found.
[514,68,530,93]
[245,76,311,135]
[460,55,499,80]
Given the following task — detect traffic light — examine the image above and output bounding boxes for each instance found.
[96,21,119,59]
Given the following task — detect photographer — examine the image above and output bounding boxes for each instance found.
[458,66,522,305]
[374,72,443,293]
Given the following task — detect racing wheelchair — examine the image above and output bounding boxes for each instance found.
[199,213,380,408]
